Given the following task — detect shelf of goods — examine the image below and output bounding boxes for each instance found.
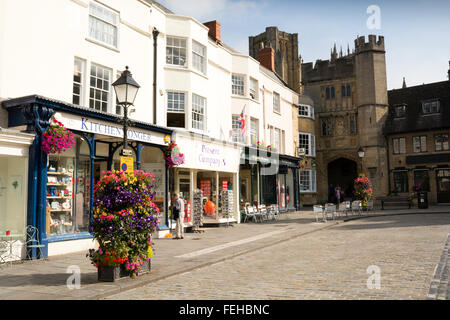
[46,170,74,235]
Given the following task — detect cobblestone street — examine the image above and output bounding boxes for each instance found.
[109,213,450,300]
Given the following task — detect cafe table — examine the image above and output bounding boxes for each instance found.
[0,233,25,263]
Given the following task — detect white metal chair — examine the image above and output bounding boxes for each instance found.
[365,200,374,212]
[255,206,266,222]
[0,241,8,266]
[339,201,351,217]
[324,203,336,220]
[313,205,325,222]
[244,205,257,223]
[26,225,45,260]
[351,200,362,215]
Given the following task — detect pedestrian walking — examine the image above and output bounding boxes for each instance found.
[335,186,341,204]
[172,193,185,239]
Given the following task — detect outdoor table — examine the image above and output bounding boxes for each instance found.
[0,233,25,263]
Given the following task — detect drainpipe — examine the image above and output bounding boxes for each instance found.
[152,28,159,125]
[384,134,391,195]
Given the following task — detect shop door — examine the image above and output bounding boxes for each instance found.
[261,174,276,205]
[436,169,450,203]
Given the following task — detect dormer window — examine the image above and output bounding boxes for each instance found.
[393,104,407,118]
[422,100,440,114]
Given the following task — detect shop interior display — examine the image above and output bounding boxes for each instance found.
[192,189,204,233]
[46,156,74,235]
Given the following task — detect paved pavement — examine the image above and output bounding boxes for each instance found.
[0,205,449,300]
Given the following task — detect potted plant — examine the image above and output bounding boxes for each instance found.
[353,176,373,207]
[87,170,159,281]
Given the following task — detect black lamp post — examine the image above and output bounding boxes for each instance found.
[112,66,140,156]
[357,146,365,173]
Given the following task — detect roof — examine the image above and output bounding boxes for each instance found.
[143,0,174,14]
[384,80,450,135]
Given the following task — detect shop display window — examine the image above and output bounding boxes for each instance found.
[46,137,90,235]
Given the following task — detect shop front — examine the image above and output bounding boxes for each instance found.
[170,131,241,226]
[2,95,172,258]
[0,128,34,261]
[240,146,300,212]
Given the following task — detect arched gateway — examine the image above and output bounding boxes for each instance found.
[327,158,358,201]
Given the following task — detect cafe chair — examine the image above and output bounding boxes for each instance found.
[244,205,257,223]
[313,205,325,222]
[0,242,8,265]
[324,203,336,220]
[351,201,362,215]
[25,225,45,260]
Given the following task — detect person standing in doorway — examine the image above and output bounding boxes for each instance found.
[173,193,185,239]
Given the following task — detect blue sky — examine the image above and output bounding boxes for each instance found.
[157,0,450,90]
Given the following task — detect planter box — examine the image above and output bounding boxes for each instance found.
[98,259,151,282]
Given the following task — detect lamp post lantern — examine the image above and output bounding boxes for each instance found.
[112,66,140,156]
[357,146,365,173]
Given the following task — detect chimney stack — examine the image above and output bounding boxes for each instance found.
[203,20,221,43]
[258,46,275,72]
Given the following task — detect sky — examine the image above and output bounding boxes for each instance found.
[156,0,450,90]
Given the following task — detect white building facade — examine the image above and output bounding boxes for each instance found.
[0,0,300,258]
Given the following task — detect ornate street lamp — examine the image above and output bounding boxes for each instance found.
[357,146,365,173]
[112,66,140,156]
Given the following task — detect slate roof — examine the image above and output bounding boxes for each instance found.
[384,80,450,135]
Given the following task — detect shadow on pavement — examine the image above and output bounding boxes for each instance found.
[0,272,98,287]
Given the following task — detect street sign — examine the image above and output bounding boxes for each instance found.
[121,149,133,156]
[120,156,134,173]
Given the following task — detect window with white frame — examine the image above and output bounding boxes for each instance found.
[88,1,119,48]
[232,115,244,143]
[73,58,85,106]
[192,40,206,74]
[167,92,186,128]
[435,134,449,151]
[232,74,245,96]
[249,78,258,100]
[115,71,122,116]
[166,37,187,67]
[273,92,280,113]
[89,63,111,112]
[250,118,259,146]
[422,100,440,114]
[298,104,314,119]
[393,137,406,154]
[281,130,285,154]
[192,94,206,131]
[298,132,315,157]
[273,128,281,152]
[413,135,427,153]
[300,170,316,193]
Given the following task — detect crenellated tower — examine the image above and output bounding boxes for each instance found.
[354,35,389,196]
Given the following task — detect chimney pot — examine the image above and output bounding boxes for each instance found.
[203,20,221,43]
[258,47,275,72]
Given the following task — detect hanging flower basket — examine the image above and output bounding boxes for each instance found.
[164,142,185,167]
[42,119,75,154]
[353,176,373,205]
[87,170,159,280]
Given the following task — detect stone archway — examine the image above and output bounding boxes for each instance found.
[327,158,358,201]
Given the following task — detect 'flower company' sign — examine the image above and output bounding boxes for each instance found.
[53,112,167,146]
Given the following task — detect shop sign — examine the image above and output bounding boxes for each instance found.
[120,156,134,173]
[53,112,167,146]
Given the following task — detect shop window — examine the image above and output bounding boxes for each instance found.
[167,92,186,128]
[435,134,449,151]
[166,37,187,67]
[46,137,91,236]
[0,156,28,233]
[414,169,430,191]
[300,170,316,193]
[393,170,408,193]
